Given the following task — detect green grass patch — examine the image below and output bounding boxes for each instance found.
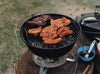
[0,0,98,73]
[73,0,100,9]
[0,0,56,72]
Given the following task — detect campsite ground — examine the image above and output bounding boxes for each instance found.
[0,0,99,74]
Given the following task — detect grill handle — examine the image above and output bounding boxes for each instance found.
[95,5,100,13]
[81,13,94,18]
[96,5,100,8]
[81,5,100,18]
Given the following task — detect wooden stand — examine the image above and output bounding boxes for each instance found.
[16,50,94,74]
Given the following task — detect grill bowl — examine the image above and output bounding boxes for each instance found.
[20,13,81,58]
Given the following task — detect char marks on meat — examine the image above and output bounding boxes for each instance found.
[28,26,42,35]
[26,15,51,26]
[44,38,62,45]
[27,16,73,45]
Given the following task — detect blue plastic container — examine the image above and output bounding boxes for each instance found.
[78,46,96,62]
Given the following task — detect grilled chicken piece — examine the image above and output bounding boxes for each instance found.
[26,15,51,26]
[44,38,62,44]
[28,16,73,44]
[42,34,58,41]
[57,27,70,35]
[28,26,42,35]
[40,33,53,37]
[62,17,71,26]
[60,30,73,38]
[40,26,58,37]
[51,17,71,28]
[57,26,73,37]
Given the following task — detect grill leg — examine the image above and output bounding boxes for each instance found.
[66,52,77,62]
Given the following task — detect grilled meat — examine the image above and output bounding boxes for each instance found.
[26,15,51,26]
[42,34,58,41]
[51,17,71,28]
[40,26,58,37]
[57,27,70,35]
[28,16,73,44]
[28,26,42,35]
[57,26,73,37]
[44,38,62,44]
[60,30,73,38]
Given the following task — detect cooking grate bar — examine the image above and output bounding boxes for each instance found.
[69,23,79,39]
[21,14,80,49]
[23,25,77,48]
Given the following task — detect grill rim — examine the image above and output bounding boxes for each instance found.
[20,13,82,50]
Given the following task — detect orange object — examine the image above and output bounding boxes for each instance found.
[44,38,62,45]
[57,27,70,35]
[28,17,72,44]
[42,34,58,41]
[50,59,54,62]
[50,17,71,28]
[28,26,42,35]
[57,27,73,37]
[97,42,100,55]
[59,30,73,38]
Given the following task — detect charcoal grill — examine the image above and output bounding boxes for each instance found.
[20,13,81,58]
[76,5,100,38]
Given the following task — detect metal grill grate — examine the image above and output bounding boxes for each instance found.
[20,14,80,49]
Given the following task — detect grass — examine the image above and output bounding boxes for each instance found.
[0,0,55,72]
[73,0,100,9]
[0,0,99,73]
[62,0,100,9]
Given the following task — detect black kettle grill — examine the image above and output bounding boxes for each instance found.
[20,13,81,58]
[76,5,100,37]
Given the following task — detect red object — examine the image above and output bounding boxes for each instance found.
[97,42,100,55]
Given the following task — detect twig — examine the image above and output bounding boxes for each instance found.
[87,62,94,74]
[74,63,78,74]
[83,65,90,74]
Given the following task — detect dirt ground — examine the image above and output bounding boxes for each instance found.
[55,2,93,19]
[2,2,94,74]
